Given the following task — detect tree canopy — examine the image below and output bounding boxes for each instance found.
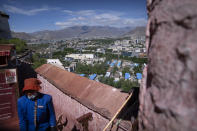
[0,38,27,53]
[75,62,108,75]
[32,53,46,69]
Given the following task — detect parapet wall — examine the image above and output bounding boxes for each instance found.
[38,74,109,131]
[139,0,197,130]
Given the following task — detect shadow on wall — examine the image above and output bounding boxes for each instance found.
[0,128,18,131]
[117,87,139,129]
[71,126,80,131]
[118,87,139,120]
[105,88,139,131]
[17,62,37,96]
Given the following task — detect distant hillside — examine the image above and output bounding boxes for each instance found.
[11,31,35,40]
[123,26,146,37]
[11,26,146,40]
[30,26,132,40]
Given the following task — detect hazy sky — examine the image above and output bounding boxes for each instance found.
[0,0,147,32]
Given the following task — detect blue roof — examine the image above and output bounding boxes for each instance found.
[89,74,97,80]
[136,73,142,79]
[113,60,117,63]
[117,61,121,67]
[134,63,139,67]
[80,74,85,77]
[125,73,131,79]
[110,63,114,67]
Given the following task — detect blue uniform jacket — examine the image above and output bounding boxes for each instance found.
[17,93,56,131]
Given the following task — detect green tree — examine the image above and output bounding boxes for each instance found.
[98,76,114,86]
[114,80,121,89]
[75,62,108,75]
[131,57,148,64]
[112,66,118,75]
[122,67,131,75]
[52,51,66,59]
[32,53,46,69]
[64,48,77,53]
[133,64,143,74]
[0,38,27,53]
[121,80,133,92]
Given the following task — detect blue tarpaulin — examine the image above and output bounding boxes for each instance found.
[117,61,121,67]
[89,74,97,80]
[113,60,117,63]
[136,73,142,79]
[80,74,85,77]
[110,63,114,67]
[125,73,131,80]
[134,63,139,67]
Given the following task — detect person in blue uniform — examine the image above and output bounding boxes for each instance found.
[17,78,56,131]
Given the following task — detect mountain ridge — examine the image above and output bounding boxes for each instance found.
[12,26,145,40]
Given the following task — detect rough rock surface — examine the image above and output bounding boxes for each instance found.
[139,0,197,131]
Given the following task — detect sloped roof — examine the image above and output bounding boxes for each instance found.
[136,73,142,80]
[89,74,97,80]
[0,44,15,51]
[36,64,129,119]
[125,73,131,79]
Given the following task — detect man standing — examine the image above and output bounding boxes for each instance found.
[17,78,56,131]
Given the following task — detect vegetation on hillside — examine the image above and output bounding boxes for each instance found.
[98,77,139,92]
[27,43,50,50]
[75,62,109,75]
[32,53,46,69]
[52,48,78,59]
[82,38,115,45]
[0,38,47,69]
[0,38,27,53]
[122,67,132,75]
[97,52,148,63]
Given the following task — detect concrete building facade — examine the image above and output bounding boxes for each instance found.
[47,59,65,70]
[65,54,94,61]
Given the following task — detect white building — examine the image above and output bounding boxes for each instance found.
[114,40,132,46]
[65,54,94,61]
[135,49,141,53]
[65,62,76,72]
[47,59,65,70]
[105,72,111,77]
[96,48,105,54]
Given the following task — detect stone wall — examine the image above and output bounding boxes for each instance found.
[139,0,197,130]
[0,12,11,39]
[37,75,109,131]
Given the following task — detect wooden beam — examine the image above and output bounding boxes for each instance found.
[103,92,133,131]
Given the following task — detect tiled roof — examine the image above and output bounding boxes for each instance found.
[0,44,15,51]
[36,64,129,119]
